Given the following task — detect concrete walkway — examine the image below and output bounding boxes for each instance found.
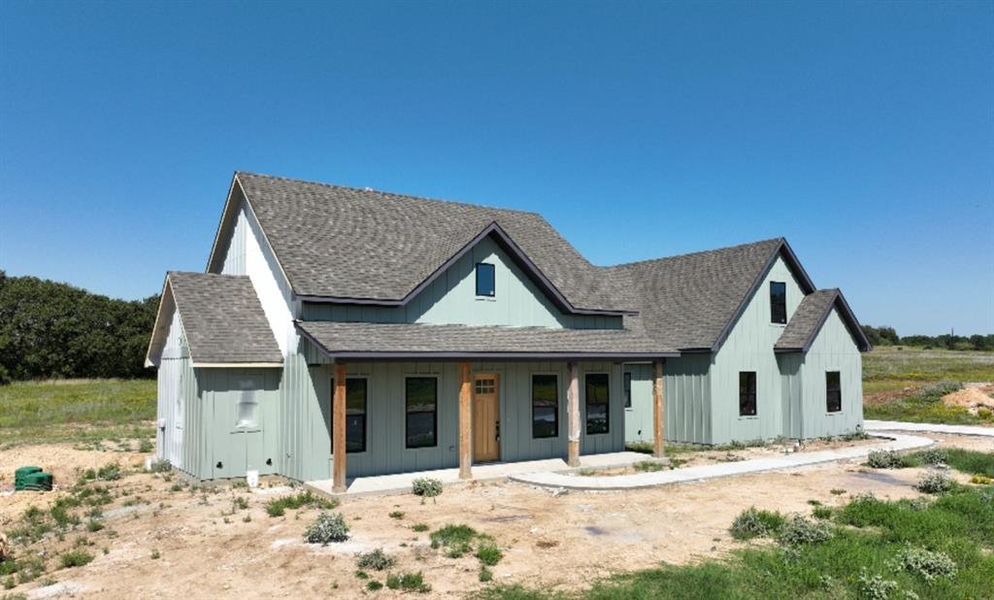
[508,433,933,491]
[307,451,648,496]
[865,420,994,438]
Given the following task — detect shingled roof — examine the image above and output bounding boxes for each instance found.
[607,238,816,352]
[146,272,283,366]
[297,321,677,360]
[211,172,634,314]
[775,288,872,352]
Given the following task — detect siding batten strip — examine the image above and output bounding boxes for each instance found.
[654,359,665,457]
[332,363,347,492]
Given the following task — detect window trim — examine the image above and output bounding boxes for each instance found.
[826,371,842,413]
[405,375,439,449]
[738,371,757,417]
[623,371,632,409]
[584,372,611,435]
[475,262,496,297]
[770,281,787,325]
[531,373,559,439]
[330,376,369,454]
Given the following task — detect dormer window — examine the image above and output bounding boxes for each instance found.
[770,281,786,324]
[476,263,495,297]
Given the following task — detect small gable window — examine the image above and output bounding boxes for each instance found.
[739,372,757,416]
[476,263,496,297]
[770,281,787,324]
[826,371,842,413]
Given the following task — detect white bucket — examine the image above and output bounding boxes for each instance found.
[246,470,260,488]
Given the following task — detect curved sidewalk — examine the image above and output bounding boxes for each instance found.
[865,420,994,438]
[509,433,933,491]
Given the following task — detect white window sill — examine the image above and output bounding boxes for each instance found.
[475,296,496,302]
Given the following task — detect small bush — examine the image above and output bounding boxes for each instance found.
[830,488,847,496]
[412,478,443,502]
[386,571,430,593]
[858,571,899,600]
[150,549,160,559]
[915,471,953,494]
[411,523,429,532]
[389,511,404,520]
[812,506,833,520]
[366,580,383,591]
[778,515,833,546]
[916,448,948,466]
[430,524,477,556]
[356,548,395,571]
[86,520,104,532]
[304,512,350,545]
[866,450,906,469]
[729,507,786,540]
[476,540,503,566]
[59,550,93,569]
[893,546,957,581]
[138,438,154,453]
[149,459,172,473]
[479,566,493,582]
[266,491,338,517]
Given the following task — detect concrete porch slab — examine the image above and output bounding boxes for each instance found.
[306,451,651,497]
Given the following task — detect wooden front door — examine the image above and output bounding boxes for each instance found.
[473,374,500,462]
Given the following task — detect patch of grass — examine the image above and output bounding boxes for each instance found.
[633,460,665,472]
[366,580,383,591]
[265,491,338,517]
[729,507,785,540]
[411,523,429,533]
[356,548,395,571]
[479,566,494,582]
[476,540,503,566]
[59,550,93,569]
[389,511,404,520]
[0,379,157,448]
[385,571,430,593]
[430,524,477,557]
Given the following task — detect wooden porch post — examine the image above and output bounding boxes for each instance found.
[458,362,473,480]
[567,361,581,467]
[332,363,347,493]
[653,359,665,458]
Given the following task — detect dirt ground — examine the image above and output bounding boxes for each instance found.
[1,432,992,599]
[943,383,994,415]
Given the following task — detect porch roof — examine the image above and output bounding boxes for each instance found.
[296,321,678,360]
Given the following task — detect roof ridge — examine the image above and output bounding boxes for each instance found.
[605,237,785,270]
[235,171,543,218]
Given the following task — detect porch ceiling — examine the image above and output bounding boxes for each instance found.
[296,321,678,361]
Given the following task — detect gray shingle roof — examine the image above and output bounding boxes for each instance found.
[775,288,871,352]
[297,321,677,359]
[232,172,633,313]
[166,272,283,364]
[607,239,808,351]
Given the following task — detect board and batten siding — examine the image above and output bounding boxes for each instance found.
[624,355,713,446]
[709,256,806,444]
[285,359,625,479]
[301,236,622,330]
[156,309,199,474]
[794,308,864,438]
[777,353,804,439]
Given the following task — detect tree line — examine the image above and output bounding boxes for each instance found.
[861,324,994,351]
[0,271,159,384]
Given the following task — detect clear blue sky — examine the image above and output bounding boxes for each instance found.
[1,2,991,336]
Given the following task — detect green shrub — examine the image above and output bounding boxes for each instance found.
[893,546,957,581]
[633,460,665,472]
[729,507,786,540]
[857,571,899,600]
[356,548,395,571]
[386,571,430,593]
[86,519,104,532]
[149,459,172,473]
[389,511,404,519]
[431,524,477,557]
[479,566,493,582]
[412,478,443,502]
[59,550,93,569]
[476,540,503,566]
[915,471,953,494]
[812,506,833,520]
[138,438,154,453]
[411,523,429,532]
[778,515,833,545]
[866,450,906,469]
[366,580,383,591]
[304,512,350,545]
[916,448,948,466]
[266,491,338,517]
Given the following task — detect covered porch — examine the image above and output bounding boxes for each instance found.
[297,320,677,494]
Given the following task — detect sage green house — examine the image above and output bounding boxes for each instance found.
[146,172,871,490]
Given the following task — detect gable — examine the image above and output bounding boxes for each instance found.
[302,234,623,329]
[805,307,862,356]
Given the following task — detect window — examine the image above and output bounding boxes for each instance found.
[623,372,632,408]
[585,373,610,434]
[770,281,787,324]
[475,378,496,395]
[235,378,258,429]
[476,262,495,297]
[406,377,437,448]
[531,374,558,439]
[739,372,757,416]
[826,371,842,413]
[330,378,368,453]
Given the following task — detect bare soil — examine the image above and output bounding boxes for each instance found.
[1,433,990,599]
[942,383,994,415]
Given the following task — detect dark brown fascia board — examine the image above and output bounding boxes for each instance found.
[295,323,677,362]
[710,238,817,353]
[298,221,638,317]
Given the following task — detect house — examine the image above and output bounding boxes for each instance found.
[145,172,871,491]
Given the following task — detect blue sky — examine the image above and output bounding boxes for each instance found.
[1,1,991,335]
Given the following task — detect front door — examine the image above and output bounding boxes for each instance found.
[473,374,500,462]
